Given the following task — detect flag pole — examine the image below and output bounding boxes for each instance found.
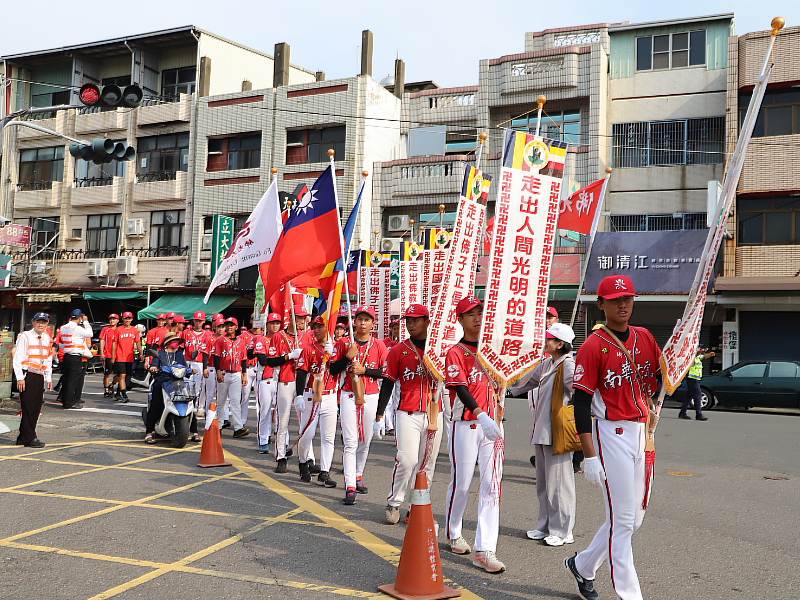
[569,167,612,329]
[356,238,362,306]
[534,95,546,138]
[328,148,358,342]
[475,132,487,171]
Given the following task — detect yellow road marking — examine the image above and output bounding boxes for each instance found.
[0,441,98,460]
[6,455,216,478]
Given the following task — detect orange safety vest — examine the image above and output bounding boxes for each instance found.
[21,330,52,375]
[59,322,87,353]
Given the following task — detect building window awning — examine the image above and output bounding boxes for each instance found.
[84,291,147,301]
[17,293,76,303]
[138,294,239,320]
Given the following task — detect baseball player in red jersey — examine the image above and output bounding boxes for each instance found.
[294,316,337,486]
[182,311,207,417]
[238,314,259,426]
[253,313,283,454]
[201,316,224,416]
[266,306,308,473]
[211,317,249,438]
[144,313,167,368]
[377,304,442,524]
[444,296,506,573]
[99,314,119,397]
[565,275,661,600]
[330,305,388,506]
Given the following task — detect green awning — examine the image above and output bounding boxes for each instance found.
[138,294,239,320]
[84,291,147,301]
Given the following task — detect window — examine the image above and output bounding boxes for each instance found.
[136,133,190,182]
[307,126,345,163]
[102,75,131,87]
[512,110,581,145]
[18,146,64,191]
[737,196,800,245]
[610,213,707,232]
[71,228,82,240]
[612,117,724,168]
[161,67,196,101]
[729,363,766,378]
[74,144,126,187]
[446,129,478,154]
[150,210,185,249]
[401,164,454,178]
[287,130,303,146]
[739,88,800,138]
[227,135,261,170]
[636,30,706,71]
[87,214,121,254]
[768,362,798,378]
[32,217,59,259]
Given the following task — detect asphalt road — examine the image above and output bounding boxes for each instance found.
[1,374,798,600]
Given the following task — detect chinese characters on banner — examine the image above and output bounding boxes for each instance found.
[422,249,448,311]
[478,130,564,384]
[399,260,422,340]
[210,215,236,279]
[557,178,604,236]
[359,267,391,339]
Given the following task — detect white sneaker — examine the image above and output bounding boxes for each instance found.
[449,536,471,555]
[526,529,548,540]
[544,533,574,546]
[472,550,506,573]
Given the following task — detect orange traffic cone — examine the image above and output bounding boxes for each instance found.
[198,403,232,468]
[378,472,461,600]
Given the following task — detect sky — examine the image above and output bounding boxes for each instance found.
[1,1,798,89]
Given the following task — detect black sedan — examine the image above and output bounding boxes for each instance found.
[668,360,800,410]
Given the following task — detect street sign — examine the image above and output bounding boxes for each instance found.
[0,224,31,247]
[389,254,400,290]
[210,215,235,279]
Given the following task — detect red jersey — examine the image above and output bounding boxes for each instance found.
[445,341,496,421]
[572,326,661,423]
[181,328,206,361]
[239,329,257,367]
[112,326,140,362]
[99,326,116,359]
[253,335,275,380]
[203,333,224,362]
[145,326,168,348]
[54,331,65,362]
[333,336,388,395]
[383,337,399,351]
[296,340,337,393]
[212,335,246,372]
[384,340,441,412]
[269,330,307,383]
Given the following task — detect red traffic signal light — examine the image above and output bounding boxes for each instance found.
[78,83,143,108]
[79,83,101,107]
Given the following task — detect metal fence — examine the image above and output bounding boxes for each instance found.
[9,246,189,261]
[610,213,708,232]
[136,170,177,183]
[74,177,114,188]
[612,117,725,168]
[16,181,53,192]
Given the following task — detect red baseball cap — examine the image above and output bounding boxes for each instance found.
[212,313,222,321]
[267,312,283,323]
[203,324,211,330]
[354,305,376,319]
[166,312,176,319]
[122,311,133,319]
[109,313,119,320]
[157,313,166,320]
[547,306,558,318]
[456,296,482,316]
[404,304,429,318]
[193,311,206,321]
[311,316,325,326]
[172,315,187,324]
[225,316,238,327]
[293,305,309,317]
[597,275,637,300]
[250,312,255,320]
[213,317,225,327]
[390,318,400,326]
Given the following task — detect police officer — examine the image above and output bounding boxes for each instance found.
[13,313,54,447]
[679,346,715,421]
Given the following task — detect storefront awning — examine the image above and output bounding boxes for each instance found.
[84,291,147,301]
[138,294,239,320]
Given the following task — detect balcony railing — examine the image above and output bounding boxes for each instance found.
[78,106,117,115]
[17,181,54,192]
[74,177,114,188]
[136,170,178,183]
[9,246,189,261]
[23,111,56,121]
[142,94,183,106]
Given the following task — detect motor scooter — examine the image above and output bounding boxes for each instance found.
[141,351,196,448]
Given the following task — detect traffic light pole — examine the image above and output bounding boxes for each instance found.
[2,119,93,146]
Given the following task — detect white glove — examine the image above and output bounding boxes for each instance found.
[476,412,502,442]
[294,395,303,411]
[373,418,384,440]
[288,348,301,360]
[324,341,334,355]
[583,456,606,488]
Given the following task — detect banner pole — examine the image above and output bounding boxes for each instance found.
[329,149,357,342]
[569,168,612,329]
[534,95,546,138]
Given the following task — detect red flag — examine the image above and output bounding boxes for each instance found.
[483,217,494,255]
[557,179,604,236]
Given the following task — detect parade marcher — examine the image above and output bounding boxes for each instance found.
[678,346,715,421]
[58,309,93,409]
[515,323,577,547]
[253,313,282,454]
[334,322,346,342]
[182,311,207,429]
[239,313,260,426]
[377,304,442,525]
[13,313,53,447]
[565,275,661,600]
[144,314,168,368]
[444,296,506,573]
[382,318,401,435]
[330,305,388,506]
[212,317,250,438]
[265,306,307,473]
[99,314,119,397]
[294,316,338,486]
[110,312,141,403]
[145,332,188,444]
[164,312,175,329]
[204,317,226,422]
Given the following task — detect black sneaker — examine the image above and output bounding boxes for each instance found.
[696,414,708,421]
[316,471,337,488]
[24,438,45,448]
[120,395,129,404]
[355,477,368,494]
[530,455,536,468]
[307,459,321,474]
[343,488,357,505]
[564,554,598,600]
[233,428,250,438]
[299,461,312,483]
[678,413,692,420]
[275,458,288,474]
[221,420,232,430]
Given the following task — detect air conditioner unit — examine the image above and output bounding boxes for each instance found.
[388,215,410,232]
[115,256,139,276]
[86,259,108,277]
[193,262,211,278]
[125,218,145,237]
[29,261,49,274]
[381,237,402,253]
[202,234,213,251]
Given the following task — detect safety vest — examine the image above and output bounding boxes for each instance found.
[20,329,52,375]
[688,356,703,380]
[59,321,87,354]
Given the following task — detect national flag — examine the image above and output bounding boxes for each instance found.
[557,178,606,236]
[258,166,343,304]
[502,131,568,179]
[345,249,367,291]
[462,165,492,202]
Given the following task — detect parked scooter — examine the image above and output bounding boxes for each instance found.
[141,350,196,448]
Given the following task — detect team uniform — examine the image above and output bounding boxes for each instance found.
[270,330,306,461]
[570,325,661,600]
[211,334,247,432]
[182,327,207,413]
[145,325,168,352]
[200,332,222,414]
[253,334,278,449]
[99,325,116,377]
[239,328,258,425]
[112,326,140,376]
[295,340,339,473]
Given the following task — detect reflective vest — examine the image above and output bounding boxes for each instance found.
[688,356,703,380]
[59,321,88,354]
[21,330,52,375]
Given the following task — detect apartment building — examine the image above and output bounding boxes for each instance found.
[715,23,800,364]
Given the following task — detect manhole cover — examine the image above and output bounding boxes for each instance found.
[764,476,788,481]
[666,471,694,477]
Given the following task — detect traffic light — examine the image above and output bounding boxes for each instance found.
[69,138,135,165]
[79,83,143,109]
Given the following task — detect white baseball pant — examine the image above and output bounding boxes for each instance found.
[255,379,277,446]
[216,372,243,431]
[445,420,504,553]
[387,409,443,508]
[294,394,315,464]
[274,382,294,460]
[204,367,217,413]
[239,365,257,425]
[298,391,337,470]
[441,388,452,447]
[574,419,649,600]
[340,391,379,490]
[384,383,399,431]
[189,361,204,414]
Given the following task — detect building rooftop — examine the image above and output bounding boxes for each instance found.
[609,13,734,33]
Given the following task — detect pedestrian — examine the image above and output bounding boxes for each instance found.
[377,304,442,525]
[334,322,346,342]
[13,313,53,447]
[520,323,577,547]
[212,317,250,438]
[443,296,506,573]
[110,312,141,403]
[679,346,715,421]
[294,316,338,485]
[330,305,388,506]
[58,309,93,409]
[239,313,260,426]
[99,314,119,398]
[144,332,188,444]
[527,306,562,469]
[182,311,207,439]
[565,275,661,600]
[253,313,283,454]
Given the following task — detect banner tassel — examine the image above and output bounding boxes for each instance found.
[356,403,365,442]
[642,449,655,510]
